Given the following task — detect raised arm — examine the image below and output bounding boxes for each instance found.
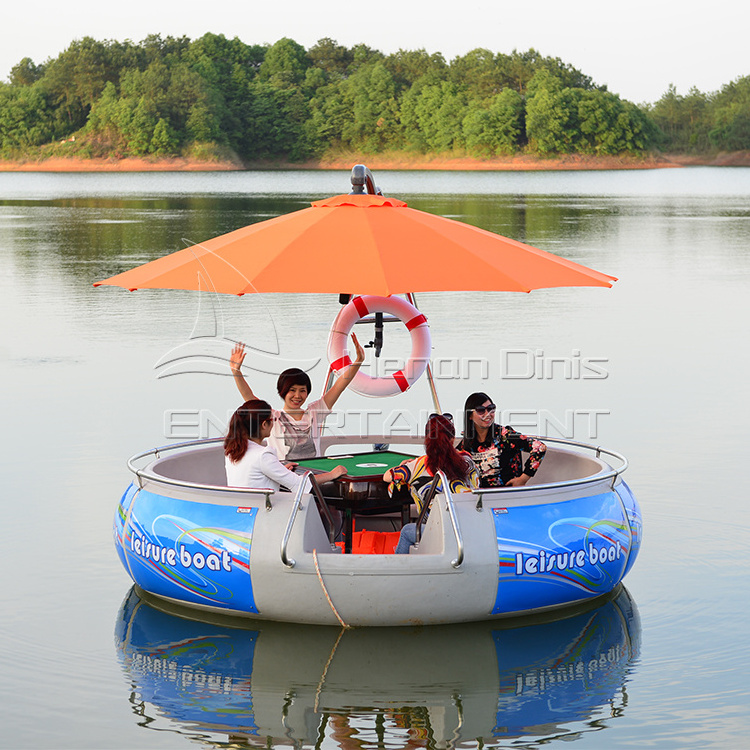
[230,342,257,402]
[323,333,365,410]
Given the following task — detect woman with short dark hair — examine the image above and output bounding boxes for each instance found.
[230,336,364,461]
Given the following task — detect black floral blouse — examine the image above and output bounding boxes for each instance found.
[457,425,546,488]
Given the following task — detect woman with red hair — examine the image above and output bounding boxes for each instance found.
[384,414,478,554]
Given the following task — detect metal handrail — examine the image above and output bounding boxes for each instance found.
[127,437,221,470]
[125,434,628,501]
[412,471,464,568]
[414,473,441,544]
[307,474,338,547]
[438,470,465,568]
[281,471,314,568]
[472,436,629,498]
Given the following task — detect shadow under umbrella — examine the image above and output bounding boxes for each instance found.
[114,585,641,747]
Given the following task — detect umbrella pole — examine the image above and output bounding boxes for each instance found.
[406,292,441,414]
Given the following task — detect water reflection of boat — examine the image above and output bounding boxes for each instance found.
[115,584,641,746]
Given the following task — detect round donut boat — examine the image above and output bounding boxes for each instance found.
[114,434,642,627]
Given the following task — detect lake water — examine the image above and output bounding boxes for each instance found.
[1,167,749,749]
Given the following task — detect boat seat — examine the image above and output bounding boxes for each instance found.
[525,448,607,484]
[151,445,227,485]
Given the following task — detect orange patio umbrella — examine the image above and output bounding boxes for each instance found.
[95,168,616,410]
[94,191,616,296]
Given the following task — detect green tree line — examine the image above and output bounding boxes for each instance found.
[1,34,748,161]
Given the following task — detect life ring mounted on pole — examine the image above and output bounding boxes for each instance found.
[327,295,432,397]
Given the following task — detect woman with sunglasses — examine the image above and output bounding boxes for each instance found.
[384,413,479,554]
[457,392,547,488]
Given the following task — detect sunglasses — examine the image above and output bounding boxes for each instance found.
[472,404,496,415]
[429,412,454,422]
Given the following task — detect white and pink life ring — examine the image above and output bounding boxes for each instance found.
[327,295,431,397]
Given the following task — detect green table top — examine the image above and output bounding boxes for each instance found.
[296,450,416,478]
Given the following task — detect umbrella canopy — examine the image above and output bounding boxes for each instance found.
[95,192,616,295]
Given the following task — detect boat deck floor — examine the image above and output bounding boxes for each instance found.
[335,514,403,554]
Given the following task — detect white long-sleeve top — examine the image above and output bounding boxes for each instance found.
[225,440,305,492]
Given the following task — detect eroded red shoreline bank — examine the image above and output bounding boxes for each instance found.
[1,152,748,172]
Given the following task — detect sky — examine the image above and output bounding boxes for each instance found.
[3,0,748,105]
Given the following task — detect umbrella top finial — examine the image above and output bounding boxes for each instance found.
[350,164,382,196]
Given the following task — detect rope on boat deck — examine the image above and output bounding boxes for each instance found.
[312,548,350,629]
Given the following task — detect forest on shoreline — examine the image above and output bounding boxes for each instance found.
[1,34,749,169]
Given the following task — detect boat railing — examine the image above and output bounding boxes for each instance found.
[413,471,464,568]
[281,472,321,568]
[441,471,465,568]
[307,474,338,546]
[279,473,340,568]
[472,436,629,506]
[127,438,274,506]
[125,435,628,506]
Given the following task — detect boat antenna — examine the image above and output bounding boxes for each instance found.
[346,167,383,355]
[340,165,381,302]
[349,164,382,196]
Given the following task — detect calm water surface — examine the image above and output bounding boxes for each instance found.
[1,168,749,749]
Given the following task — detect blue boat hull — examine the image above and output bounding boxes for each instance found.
[114,441,641,626]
